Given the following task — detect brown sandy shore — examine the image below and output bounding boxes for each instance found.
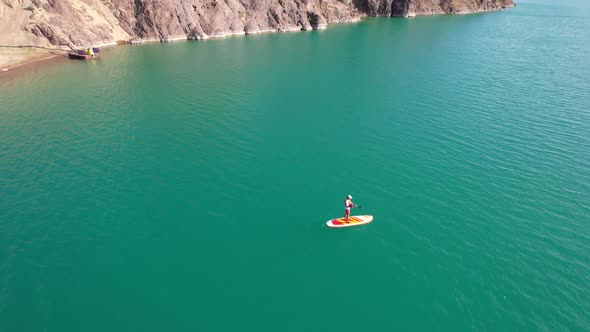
[0,47,65,77]
[0,51,74,83]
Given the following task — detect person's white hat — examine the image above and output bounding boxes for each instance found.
[347,195,352,199]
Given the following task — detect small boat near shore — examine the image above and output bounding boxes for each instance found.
[68,47,100,60]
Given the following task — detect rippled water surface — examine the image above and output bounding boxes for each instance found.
[1,0,589,330]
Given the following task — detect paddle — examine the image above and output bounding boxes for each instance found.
[355,204,363,209]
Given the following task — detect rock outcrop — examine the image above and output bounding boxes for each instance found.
[111,0,360,41]
[360,0,515,17]
[0,0,515,47]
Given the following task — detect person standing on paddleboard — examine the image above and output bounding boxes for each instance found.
[344,195,355,223]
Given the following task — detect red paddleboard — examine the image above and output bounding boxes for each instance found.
[326,215,373,228]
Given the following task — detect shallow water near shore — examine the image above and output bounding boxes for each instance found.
[1,1,590,331]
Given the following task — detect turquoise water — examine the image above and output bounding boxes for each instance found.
[1,1,589,330]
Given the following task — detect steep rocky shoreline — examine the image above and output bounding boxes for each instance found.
[0,0,514,49]
[360,0,514,17]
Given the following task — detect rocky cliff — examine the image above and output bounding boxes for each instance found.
[360,0,515,17]
[0,0,515,48]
